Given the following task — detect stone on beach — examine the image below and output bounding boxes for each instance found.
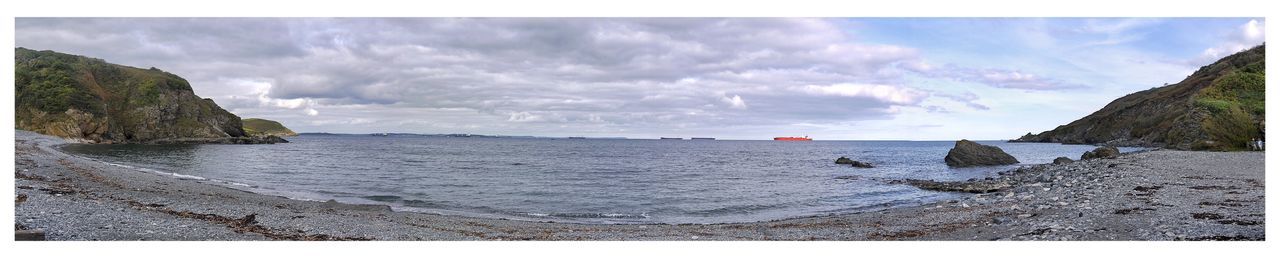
[1081,146,1120,160]
[1052,157,1074,165]
[944,140,1019,167]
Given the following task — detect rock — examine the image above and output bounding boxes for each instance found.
[835,157,854,164]
[1052,157,1073,165]
[896,179,1011,193]
[1081,146,1120,160]
[849,161,874,168]
[836,156,874,168]
[944,140,1019,167]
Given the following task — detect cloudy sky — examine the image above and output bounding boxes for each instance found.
[15,18,1265,140]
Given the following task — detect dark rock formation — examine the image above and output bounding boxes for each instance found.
[849,161,874,168]
[836,157,875,168]
[1081,146,1121,160]
[894,179,1011,193]
[944,140,1019,167]
[1012,45,1264,151]
[1052,157,1074,165]
[835,157,854,164]
[15,48,272,144]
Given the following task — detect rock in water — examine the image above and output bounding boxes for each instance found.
[835,156,874,168]
[944,140,1019,167]
[835,157,854,164]
[1052,157,1074,165]
[1081,146,1120,160]
[850,161,874,168]
[895,179,1011,193]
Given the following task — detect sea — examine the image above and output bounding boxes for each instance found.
[60,135,1142,224]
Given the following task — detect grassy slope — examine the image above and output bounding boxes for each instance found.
[242,118,298,137]
[1193,58,1265,150]
[1017,45,1264,151]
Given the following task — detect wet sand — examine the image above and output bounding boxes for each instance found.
[14,130,1264,240]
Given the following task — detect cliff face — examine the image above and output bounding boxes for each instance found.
[15,48,250,143]
[1015,45,1264,151]
[243,118,298,137]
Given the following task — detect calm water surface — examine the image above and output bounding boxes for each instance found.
[62,135,1140,224]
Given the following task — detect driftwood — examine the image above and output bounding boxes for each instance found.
[16,229,46,241]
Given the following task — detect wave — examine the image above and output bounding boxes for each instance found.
[90,157,264,190]
[102,160,207,180]
[523,212,650,219]
[685,203,789,216]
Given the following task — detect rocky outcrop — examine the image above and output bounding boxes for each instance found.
[835,157,875,168]
[894,179,1011,193]
[15,48,266,144]
[1013,45,1264,151]
[1052,157,1074,165]
[944,140,1019,167]
[1081,146,1120,160]
[835,157,854,164]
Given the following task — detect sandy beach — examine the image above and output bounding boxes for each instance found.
[13,130,1264,240]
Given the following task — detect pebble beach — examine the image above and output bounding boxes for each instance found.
[13,130,1264,240]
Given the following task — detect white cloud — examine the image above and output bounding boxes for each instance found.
[1197,19,1265,63]
[796,83,927,105]
[721,94,747,109]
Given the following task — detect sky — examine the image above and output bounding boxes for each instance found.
[14,18,1266,140]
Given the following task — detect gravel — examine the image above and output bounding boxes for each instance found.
[14,130,1264,240]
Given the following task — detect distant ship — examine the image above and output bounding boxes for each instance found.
[567,136,587,139]
[691,137,715,140]
[773,136,812,141]
[660,137,683,140]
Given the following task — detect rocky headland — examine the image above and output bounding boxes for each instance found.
[15,48,285,144]
[1013,45,1264,151]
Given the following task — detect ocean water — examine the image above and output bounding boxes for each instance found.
[60,135,1141,224]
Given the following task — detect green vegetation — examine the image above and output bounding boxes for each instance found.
[1017,44,1264,151]
[242,118,298,137]
[1193,59,1265,151]
[15,48,247,142]
[14,50,98,114]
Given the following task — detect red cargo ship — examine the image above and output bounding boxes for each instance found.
[773,136,812,141]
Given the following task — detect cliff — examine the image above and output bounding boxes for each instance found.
[1014,45,1264,151]
[15,48,283,144]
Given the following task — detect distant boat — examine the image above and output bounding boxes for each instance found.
[660,137,683,140]
[691,137,715,140]
[567,136,587,139]
[773,136,812,141]
[372,133,389,137]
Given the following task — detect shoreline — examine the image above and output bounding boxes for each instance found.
[15,130,1265,240]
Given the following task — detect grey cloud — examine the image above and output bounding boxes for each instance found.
[16,18,1005,136]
